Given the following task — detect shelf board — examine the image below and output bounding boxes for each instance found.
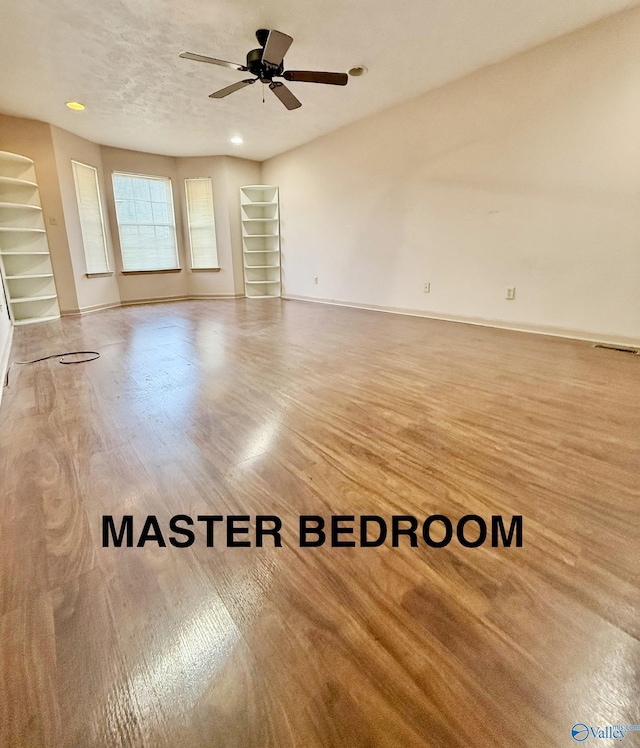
[242,201,277,206]
[5,273,54,279]
[0,202,41,210]
[1,251,50,255]
[242,218,278,222]
[10,294,58,303]
[243,249,279,254]
[0,151,34,165]
[244,265,280,269]
[0,227,45,233]
[0,176,38,188]
[243,234,278,238]
[14,314,60,326]
[245,280,281,285]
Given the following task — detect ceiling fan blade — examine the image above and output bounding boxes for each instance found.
[283,70,348,86]
[179,51,248,71]
[261,30,293,68]
[269,81,302,110]
[209,79,256,99]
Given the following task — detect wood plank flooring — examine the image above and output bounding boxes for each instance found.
[0,299,638,747]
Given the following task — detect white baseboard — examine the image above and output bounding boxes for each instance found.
[121,293,245,307]
[120,295,189,307]
[0,321,15,409]
[59,294,247,316]
[60,301,122,317]
[283,294,640,349]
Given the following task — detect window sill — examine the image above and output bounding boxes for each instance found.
[191,267,221,273]
[86,271,114,278]
[121,268,182,275]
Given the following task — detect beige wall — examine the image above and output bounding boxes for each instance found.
[99,148,259,304]
[223,157,263,297]
[0,115,78,313]
[100,146,188,304]
[262,7,640,345]
[0,118,259,312]
[176,155,260,298]
[51,126,120,312]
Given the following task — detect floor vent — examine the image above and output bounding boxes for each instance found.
[592,344,639,355]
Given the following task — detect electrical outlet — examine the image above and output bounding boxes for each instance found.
[506,287,516,300]
[423,282,431,294]
[313,276,318,285]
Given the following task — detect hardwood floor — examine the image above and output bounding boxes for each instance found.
[0,299,638,747]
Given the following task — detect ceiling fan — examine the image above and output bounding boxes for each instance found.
[180,29,348,110]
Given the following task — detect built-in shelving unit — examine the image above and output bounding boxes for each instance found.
[0,151,59,325]
[240,185,281,298]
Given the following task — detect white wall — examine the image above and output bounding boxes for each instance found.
[262,7,640,345]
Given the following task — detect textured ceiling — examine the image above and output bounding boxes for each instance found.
[1,0,638,161]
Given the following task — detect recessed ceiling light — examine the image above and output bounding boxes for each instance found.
[66,101,85,111]
[230,135,244,144]
[348,66,368,77]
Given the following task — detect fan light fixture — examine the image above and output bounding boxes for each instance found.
[230,135,244,144]
[348,66,367,77]
[66,101,85,111]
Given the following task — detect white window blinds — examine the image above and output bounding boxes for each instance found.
[71,160,110,274]
[185,177,218,269]
[112,172,179,271]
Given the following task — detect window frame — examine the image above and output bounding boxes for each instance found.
[111,171,180,273]
[71,159,111,276]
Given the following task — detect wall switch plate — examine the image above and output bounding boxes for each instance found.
[313,276,318,285]
[506,287,516,300]
[423,282,431,293]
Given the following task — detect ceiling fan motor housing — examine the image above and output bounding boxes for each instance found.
[247,48,283,80]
